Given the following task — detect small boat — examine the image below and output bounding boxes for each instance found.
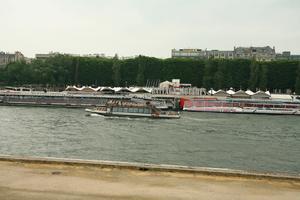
[85,100,180,119]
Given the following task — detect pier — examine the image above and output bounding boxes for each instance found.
[0,155,299,200]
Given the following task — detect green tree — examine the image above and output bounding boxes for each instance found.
[0,55,299,92]
[136,56,145,86]
[202,59,218,89]
[295,62,300,94]
[248,60,260,91]
[259,64,268,90]
[112,54,121,86]
[213,60,226,89]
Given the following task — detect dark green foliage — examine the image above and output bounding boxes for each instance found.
[112,55,121,87]
[295,62,300,94]
[0,55,298,93]
[203,59,218,89]
[249,61,262,90]
[259,64,268,90]
[136,56,145,86]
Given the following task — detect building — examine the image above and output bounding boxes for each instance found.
[35,52,81,60]
[0,51,24,68]
[234,46,276,61]
[171,46,277,61]
[36,52,109,60]
[171,49,205,59]
[276,51,300,61]
[35,52,58,60]
[82,53,106,58]
[205,50,234,59]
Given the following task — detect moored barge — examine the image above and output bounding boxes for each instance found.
[182,97,300,115]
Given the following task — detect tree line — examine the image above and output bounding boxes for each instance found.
[0,55,300,94]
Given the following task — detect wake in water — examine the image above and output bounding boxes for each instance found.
[86,113,105,118]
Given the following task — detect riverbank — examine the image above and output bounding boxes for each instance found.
[0,156,299,200]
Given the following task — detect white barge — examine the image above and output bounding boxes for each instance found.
[85,100,180,119]
[182,97,300,115]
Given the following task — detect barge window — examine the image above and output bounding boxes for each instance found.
[133,108,139,113]
[123,107,128,112]
[128,108,134,113]
[138,108,144,113]
[144,108,150,114]
[112,107,118,112]
[117,107,123,112]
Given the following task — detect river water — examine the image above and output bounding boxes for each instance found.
[0,106,299,175]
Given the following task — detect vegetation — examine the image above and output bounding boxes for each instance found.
[295,62,300,94]
[0,55,299,93]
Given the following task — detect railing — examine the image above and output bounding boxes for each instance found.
[0,90,129,99]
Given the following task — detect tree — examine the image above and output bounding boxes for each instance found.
[136,56,145,86]
[295,62,300,94]
[202,59,218,89]
[112,54,121,86]
[248,60,260,91]
[259,64,268,90]
[0,55,299,93]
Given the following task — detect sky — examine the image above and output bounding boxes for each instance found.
[0,0,300,58]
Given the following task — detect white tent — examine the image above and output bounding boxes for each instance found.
[252,91,271,99]
[113,87,131,93]
[208,89,217,95]
[101,87,114,93]
[80,86,98,92]
[65,85,78,91]
[231,90,250,98]
[226,88,235,95]
[245,89,254,95]
[214,90,230,97]
[130,87,151,93]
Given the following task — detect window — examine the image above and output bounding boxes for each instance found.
[144,108,150,114]
[138,108,144,113]
[128,108,134,113]
[123,107,128,113]
[133,108,139,113]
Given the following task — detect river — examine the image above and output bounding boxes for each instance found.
[0,106,299,175]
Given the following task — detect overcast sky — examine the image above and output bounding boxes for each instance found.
[1,0,299,58]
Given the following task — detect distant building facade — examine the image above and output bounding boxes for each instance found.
[35,52,80,60]
[35,52,109,60]
[0,51,24,67]
[35,53,55,60]
[276,51,300,61]
[234,46,276,61]
[82,53,106,58]
[172,46,300,61]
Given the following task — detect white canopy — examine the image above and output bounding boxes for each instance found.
[245,89,254,95]
[208,89,216,95]
[113,87,131,93]
[226,88,235,95]
[130,87,151,93]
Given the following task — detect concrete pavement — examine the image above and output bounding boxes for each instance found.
[0,156,299,200]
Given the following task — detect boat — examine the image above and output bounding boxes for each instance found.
[182,97,300,115]
[85,100,180,119]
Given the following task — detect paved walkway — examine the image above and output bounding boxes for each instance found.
[0,160,299,200]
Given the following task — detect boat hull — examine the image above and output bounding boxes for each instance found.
[85,109,180,119]
[184,107,300,115]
